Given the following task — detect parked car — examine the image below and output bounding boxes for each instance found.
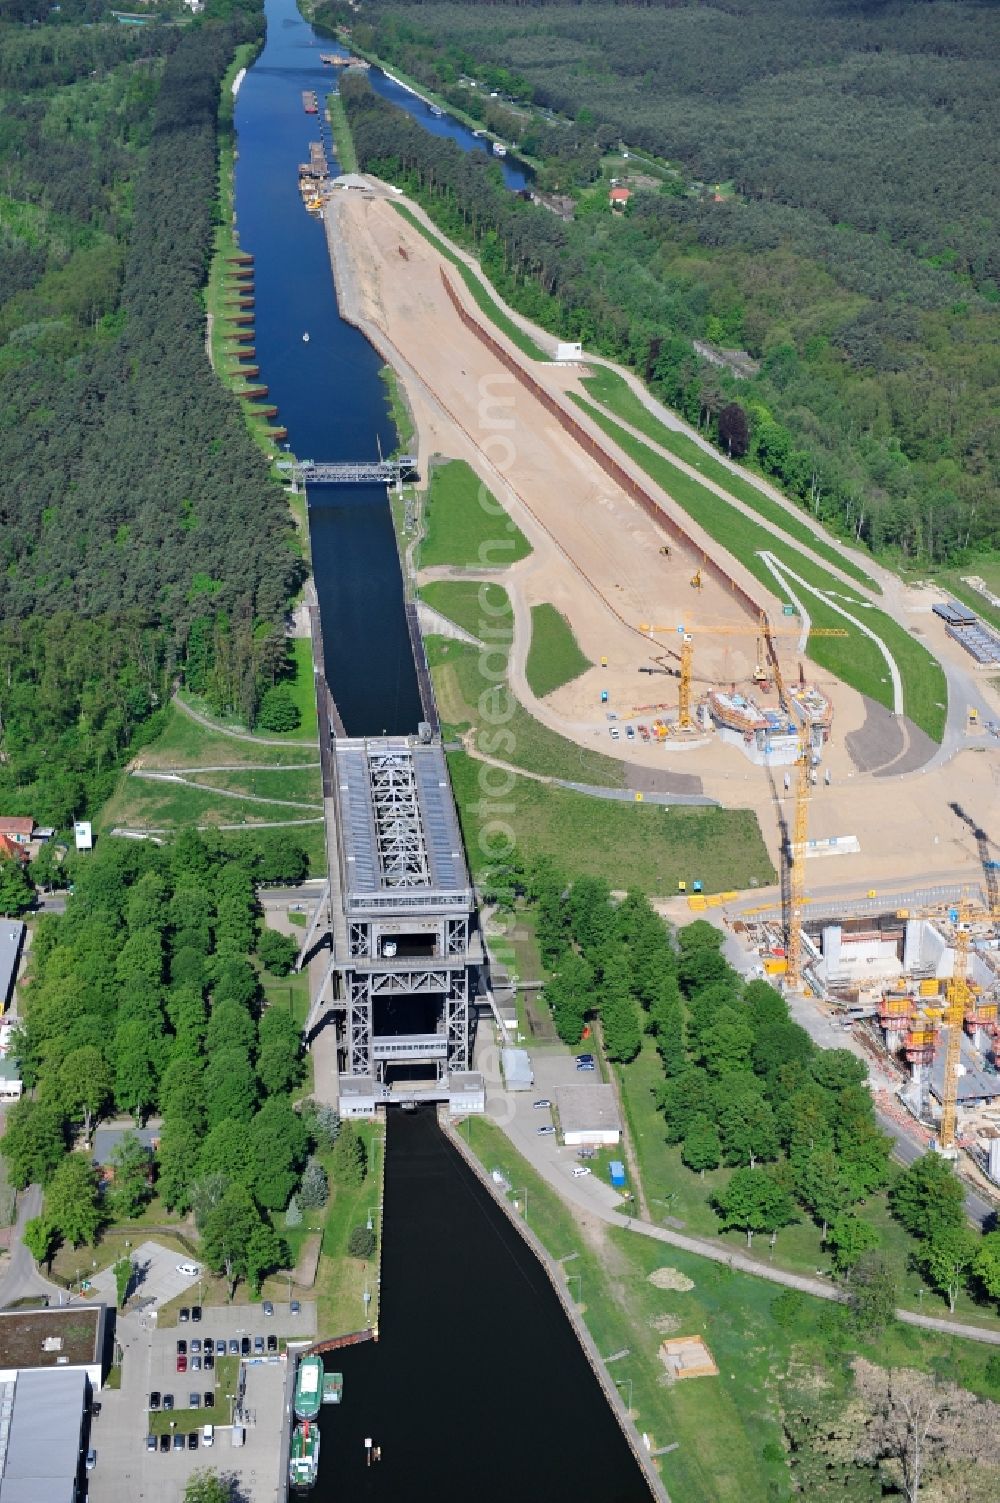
[176,1355,187,1374]
[146,1434,156,1453]
[532,1099,551,1109]
[204,1350,214,1372]
[625,723,635,740]
[159,1433,170,1454]
[577,1148,595,1160]
[176,1340,186,1356]
[609,726,621,740]
[173,1433,185,1452]
[575,1058,596,1072]
[571,1166,592,1179]
[577,1052,595,1062]
[178,1308,190,1324]
[266,1335,277,1354]
[254,1335,264,1354]
[228,1339,240,1356]
[263,1300,274,1317]
[216,1339,227,1356]
[191,1356,201,1372]
[202,1425,215,1448]
[191,1305,202,1323]
[162,1395,174,1412]
[204,1392,215,1409]
[240,1337,251,1356]
[177,1263,200,1277]
[536,1125,556,1136]
[149,1392,161,1411]
[290,1300,301,1315]
[86,1449,97,1473]
[190,1339,201,1355]
[188,1432,198,1451]
[189,1393,200,1410]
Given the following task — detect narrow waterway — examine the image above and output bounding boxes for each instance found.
[235,7,650,1498]
[317,1110,650,1502]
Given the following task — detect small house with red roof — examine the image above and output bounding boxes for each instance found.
[609,185,632,212]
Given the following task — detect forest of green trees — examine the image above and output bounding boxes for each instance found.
[0,830,352,1294]
[0,1,302,824]
[336,0,999,572]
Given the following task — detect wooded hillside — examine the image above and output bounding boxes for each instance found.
[339,0,1000,570]
[0,2,302,822]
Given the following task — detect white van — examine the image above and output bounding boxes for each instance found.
[202,1425,214,1448]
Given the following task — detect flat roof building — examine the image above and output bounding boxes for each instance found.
[501,1047,533,1091]
[0,1306,107,1391]
[555,1083,622,1146]
[0,925,24,1015]
[0,1368,87,1503]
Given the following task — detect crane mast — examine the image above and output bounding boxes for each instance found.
[938,908,972,1155]
[785,736,811,991]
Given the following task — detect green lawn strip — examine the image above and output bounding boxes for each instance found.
[419,458,531,570]
[261,967,312,1029]
[379,365,415,453]
[314,1124,383,1337]
[282,637,320,742]
[420,578,504,639]
[193,767,322,804]
[131,702,320,770]
[463,1117,786,1501]
[525,603,592,697]
[326,90,358,174]
[177,691,317,749]
[391,201,549,361]
[572,396,947,740]
[581,368,878,592]
[98,777,324,835]
[447,749,774,892]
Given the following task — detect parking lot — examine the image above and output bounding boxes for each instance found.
[89,1241,201,1311]
[88,1300,316,1503]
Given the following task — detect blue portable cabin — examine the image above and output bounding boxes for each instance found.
[609,1160,627,1188]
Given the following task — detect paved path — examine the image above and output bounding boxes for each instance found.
[131,769,322,812]
[0,1184,64,1308]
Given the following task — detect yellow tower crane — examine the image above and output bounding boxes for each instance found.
[938,903,974,1156]
[637,615,848,725]
[785,734,812,991]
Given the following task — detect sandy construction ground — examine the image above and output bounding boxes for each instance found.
[326,187,998,887]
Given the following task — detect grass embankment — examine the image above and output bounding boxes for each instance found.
[580,368,878,593]
[617,1041,1000,1330]
[313,1124,383,1337]
[421,580,626,787]
[928,560,1000,636]
[379,365,415,454]
[525,603,591,697]
[326,89,358,173]
[419,458,531,569]
[99,698,327,872]
[448,749,774,892]
[572,396,948,741]
[391,201,549,362]
[461,1119,1000,1501]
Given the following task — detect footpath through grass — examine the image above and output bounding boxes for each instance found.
[525,602,591,697]
[391,201,549,362]
[419,459,531,570]
[572,396,947,741]
[448,749,774,893]
[326,90,357,173]
[581,368,878,592]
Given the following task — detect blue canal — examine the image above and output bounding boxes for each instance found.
[233,0,528,735]
[234,6,651,1499]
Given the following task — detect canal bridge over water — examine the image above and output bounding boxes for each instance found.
[279,455,418,485]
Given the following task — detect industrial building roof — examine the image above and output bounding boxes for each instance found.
[0,1306,103,1374]
[335,738,468,897]
[0,1368,86,1503]
[555,1083,622,1135]
[501,1048,533,1090]
[0,924,24,1010]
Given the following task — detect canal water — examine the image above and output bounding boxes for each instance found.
[233,0,529,734]
[318,1110,650,1502]
[236,6,649,1498]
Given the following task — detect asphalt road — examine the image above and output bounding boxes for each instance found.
[0,1184,64,1307]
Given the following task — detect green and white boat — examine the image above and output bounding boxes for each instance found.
[289,1419,320,1491]
[294,1354,324,1421]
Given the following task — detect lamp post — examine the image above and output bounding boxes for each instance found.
[514,1188,528,1222]
[566,1274,582,1303]
[615,1377,633,1413]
